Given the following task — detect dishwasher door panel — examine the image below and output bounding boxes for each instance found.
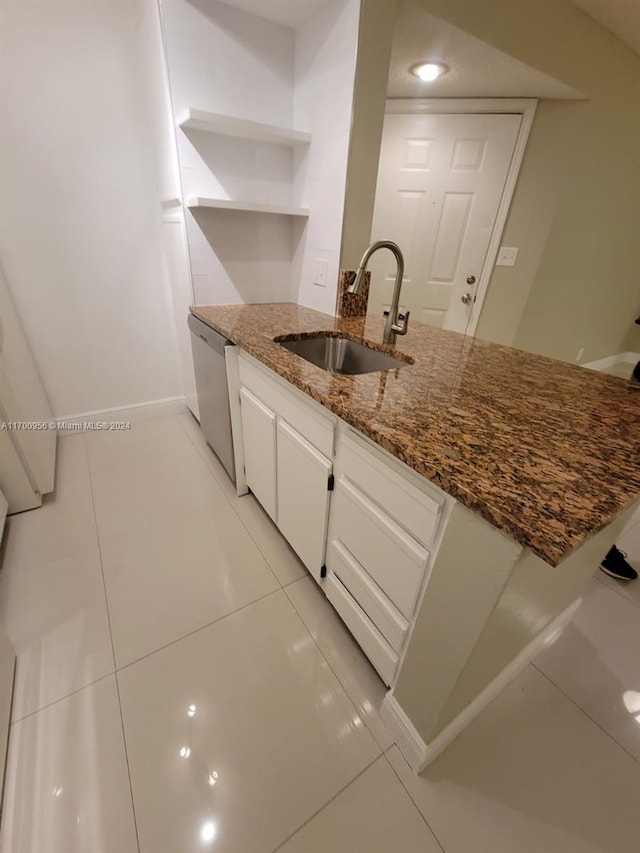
[188,315,235,483]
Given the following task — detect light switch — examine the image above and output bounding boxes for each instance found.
[496,246,519,267]
[313,258,328,287]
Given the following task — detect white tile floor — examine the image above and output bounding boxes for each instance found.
[1,411,639,853]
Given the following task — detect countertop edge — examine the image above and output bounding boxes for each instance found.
[190,306,639,568]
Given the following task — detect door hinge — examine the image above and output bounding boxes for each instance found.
[327,474,335,491]
[320,564,327,578]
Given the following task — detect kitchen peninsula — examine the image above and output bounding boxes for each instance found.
[191,302,640,770]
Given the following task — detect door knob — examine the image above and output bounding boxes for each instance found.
[466,275,476,285]
[461,293,473,305]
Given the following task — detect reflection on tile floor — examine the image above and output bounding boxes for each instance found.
[0,412,639,852]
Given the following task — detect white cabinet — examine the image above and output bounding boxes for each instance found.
[239,387,277,522]
[277,419,332,583]
[237,354,334,580]
[233,352,451,686]
[325,429,447,685]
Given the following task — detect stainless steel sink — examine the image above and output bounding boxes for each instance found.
[276,334,411,375]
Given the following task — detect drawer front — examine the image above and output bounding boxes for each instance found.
[329,476,428,619]
[338,430,443,547]
[327,539,409,653]
[238,355,335,457]
[325,574,398,686]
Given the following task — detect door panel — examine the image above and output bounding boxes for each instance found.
[369,112,522,334]
[276,419,332,584]
[239,387,277,521]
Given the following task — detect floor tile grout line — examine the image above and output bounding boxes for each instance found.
[176,411,286,591]
[282,575,306,589]
[113,586,283,674]
[8,672,115,727]
[381,749,448,853]
[281,581,391,754]
[0,433,96,579]
[531,662,640,767]
[178,411,319,595]
[92,419,380,852]
[0,542,103,581]
[84,415,281,673]
[268,754,381,853]
[594,572,640,610]
[87,464,142,853]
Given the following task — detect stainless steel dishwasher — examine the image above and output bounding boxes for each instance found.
[188,314,236,483]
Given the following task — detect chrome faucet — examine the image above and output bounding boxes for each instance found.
[348,240,409,345]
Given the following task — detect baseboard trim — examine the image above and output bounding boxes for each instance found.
[381,596,582,773]
[381,692,428,772]
[57,396,187,432]
[583,352,640,372]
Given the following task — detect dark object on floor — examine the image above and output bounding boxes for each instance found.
[633,360,640,382]
[600,545,638,581]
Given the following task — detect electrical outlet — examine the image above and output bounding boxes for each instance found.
[496,246,519,267]
[313,259,328,287]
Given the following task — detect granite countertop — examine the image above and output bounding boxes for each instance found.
[191,303,640,567]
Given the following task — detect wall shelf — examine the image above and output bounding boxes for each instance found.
[186,197,310,217]
[176,108,311,146]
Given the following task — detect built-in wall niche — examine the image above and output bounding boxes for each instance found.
[177,109,311,217]
[186,206,307,305]
[160,0,360,311]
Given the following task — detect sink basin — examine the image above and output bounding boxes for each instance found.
[276,333,412,375]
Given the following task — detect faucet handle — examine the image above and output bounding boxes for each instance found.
[391,310,410,336]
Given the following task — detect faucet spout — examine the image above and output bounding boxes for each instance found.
[348,240,409,345]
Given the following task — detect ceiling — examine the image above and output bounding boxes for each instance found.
[216,0,331,28]
[387,5,585,99]
[573,0,640,57]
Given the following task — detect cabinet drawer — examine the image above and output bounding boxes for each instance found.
[325,573,399,686]
[238,355,335,457]
[329,477,428,619]
[338,430,443,547]
[327,539,409,652]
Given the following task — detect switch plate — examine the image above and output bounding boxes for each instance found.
[313,258,328,287]
[496,246,519,267]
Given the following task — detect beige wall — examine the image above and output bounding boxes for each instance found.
[340,0,400,272]
[343,0,640,362]
[393,498,638,747]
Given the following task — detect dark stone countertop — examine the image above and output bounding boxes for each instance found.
[191,303,640,567]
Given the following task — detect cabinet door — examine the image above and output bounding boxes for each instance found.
[277,419,332,583]
[239,387,277,521]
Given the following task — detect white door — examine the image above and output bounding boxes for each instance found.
[368,112,522,333]
[239,387,277,521]
[276,419,332,584]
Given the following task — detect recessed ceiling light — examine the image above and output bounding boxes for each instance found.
[410,62,449,82]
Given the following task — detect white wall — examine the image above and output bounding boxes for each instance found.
[162,0,297,306]
[293,0,360,314]
[0,0,182,418]
[135,0,198,414]
[160,0,359,313]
